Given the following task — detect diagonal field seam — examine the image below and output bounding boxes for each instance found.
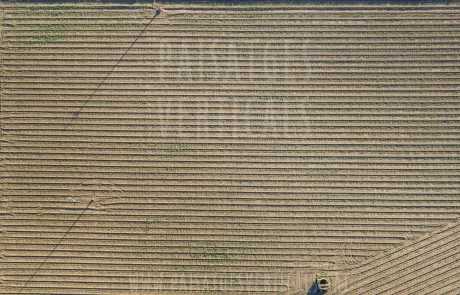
[16,200,93,295]
[275,219,460,295]
[64,8,161,130]
[330,218,460,295]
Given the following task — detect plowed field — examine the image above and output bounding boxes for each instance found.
[1,2,459,294]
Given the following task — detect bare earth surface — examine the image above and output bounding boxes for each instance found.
[1,1,460,294]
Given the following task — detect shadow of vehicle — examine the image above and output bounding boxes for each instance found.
[307,281,326,295]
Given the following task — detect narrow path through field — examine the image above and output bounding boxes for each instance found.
[15,200,93,295]
[65,8,161,130]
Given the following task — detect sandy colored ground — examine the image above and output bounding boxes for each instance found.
[1,1,459,294]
